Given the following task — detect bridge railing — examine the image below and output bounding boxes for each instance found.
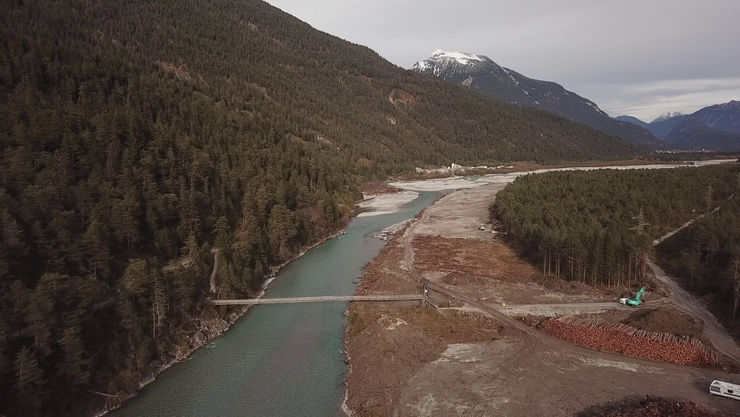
[210,294,424,305]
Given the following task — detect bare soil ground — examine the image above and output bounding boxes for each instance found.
[345,304,521,416]
[576,397,726,417]
[415,236,539,282]
[625,307,704,339]
[345,183,740,417]
[414,235,610,305]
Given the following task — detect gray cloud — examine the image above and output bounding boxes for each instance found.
[266,0,740,121]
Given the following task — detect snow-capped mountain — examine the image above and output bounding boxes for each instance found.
[412,50,489,73]
[643,113,690,139]
[652,112,686,123]
[412,50,661,148]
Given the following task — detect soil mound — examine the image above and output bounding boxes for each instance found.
[624,307,701,338]
[577,397,726,417]
[535,274,600,296]
[441,271,489,285]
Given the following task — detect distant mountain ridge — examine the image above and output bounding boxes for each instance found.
[666,119,740,150]
[614,115,649,130]
[617,100,740,150]
[691,101,740,133]
[412,50,663,148]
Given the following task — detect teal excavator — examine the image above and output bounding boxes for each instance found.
[619,287,646,306]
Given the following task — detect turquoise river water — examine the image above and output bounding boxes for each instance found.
[111,191,441,417]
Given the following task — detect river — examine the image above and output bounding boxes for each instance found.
[111,191,443,417]
[110,159,735,416]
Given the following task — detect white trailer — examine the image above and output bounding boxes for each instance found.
[709,380,740,401]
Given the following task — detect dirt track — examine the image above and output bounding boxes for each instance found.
[648,260,740,363]
[346,182,740,416]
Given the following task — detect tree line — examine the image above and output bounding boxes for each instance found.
[494,165,740,289]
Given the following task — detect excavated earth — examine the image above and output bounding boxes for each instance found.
[345,184,740,417]
[576,397,727,417]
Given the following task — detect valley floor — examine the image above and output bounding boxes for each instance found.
[345,183,740,417]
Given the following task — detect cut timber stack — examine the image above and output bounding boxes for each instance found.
[539,316,718,367]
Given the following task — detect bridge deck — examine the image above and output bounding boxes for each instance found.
[210,294,423,305]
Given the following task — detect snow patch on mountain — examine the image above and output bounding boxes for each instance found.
[586,101,608,116]
[414,60,430,72]
[430,49,486,65]
[411,50,493,74]
[652,111,686,123]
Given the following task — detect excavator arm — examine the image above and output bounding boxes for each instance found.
[625,287,646,306]
[620,287,646,306]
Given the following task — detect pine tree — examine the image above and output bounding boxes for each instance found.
[56,324,91,393]
[84,219,110,278]
[121,259,149,300]
[14,346,47,416]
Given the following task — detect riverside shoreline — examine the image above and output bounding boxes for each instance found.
[98,228,347,416]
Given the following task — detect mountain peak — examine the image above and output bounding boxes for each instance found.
[717,100,740,110]
[411,51,662,148]
[412,50,493,73]
[652,111,686,123]
[428,49,489,65]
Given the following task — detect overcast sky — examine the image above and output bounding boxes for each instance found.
[265,0,740,122]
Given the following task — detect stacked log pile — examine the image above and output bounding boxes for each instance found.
[540,316,718,366]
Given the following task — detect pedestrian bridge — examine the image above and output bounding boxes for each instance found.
[210,294,424,305]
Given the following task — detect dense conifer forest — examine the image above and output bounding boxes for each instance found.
[495,165,740,289]
[0,0,649,414]
[656,188,740,330]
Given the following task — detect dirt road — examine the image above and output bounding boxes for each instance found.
[648,259,740,363]
[647,216,740,364]
[498,302,631,317]
[346,180,740,416]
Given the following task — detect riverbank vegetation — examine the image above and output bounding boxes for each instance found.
[495,165,740,289]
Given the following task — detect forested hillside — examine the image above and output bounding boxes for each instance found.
[0,0,642,171]
[0,0,647,415]
[495,165,740,289]
[0,0,364,414]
